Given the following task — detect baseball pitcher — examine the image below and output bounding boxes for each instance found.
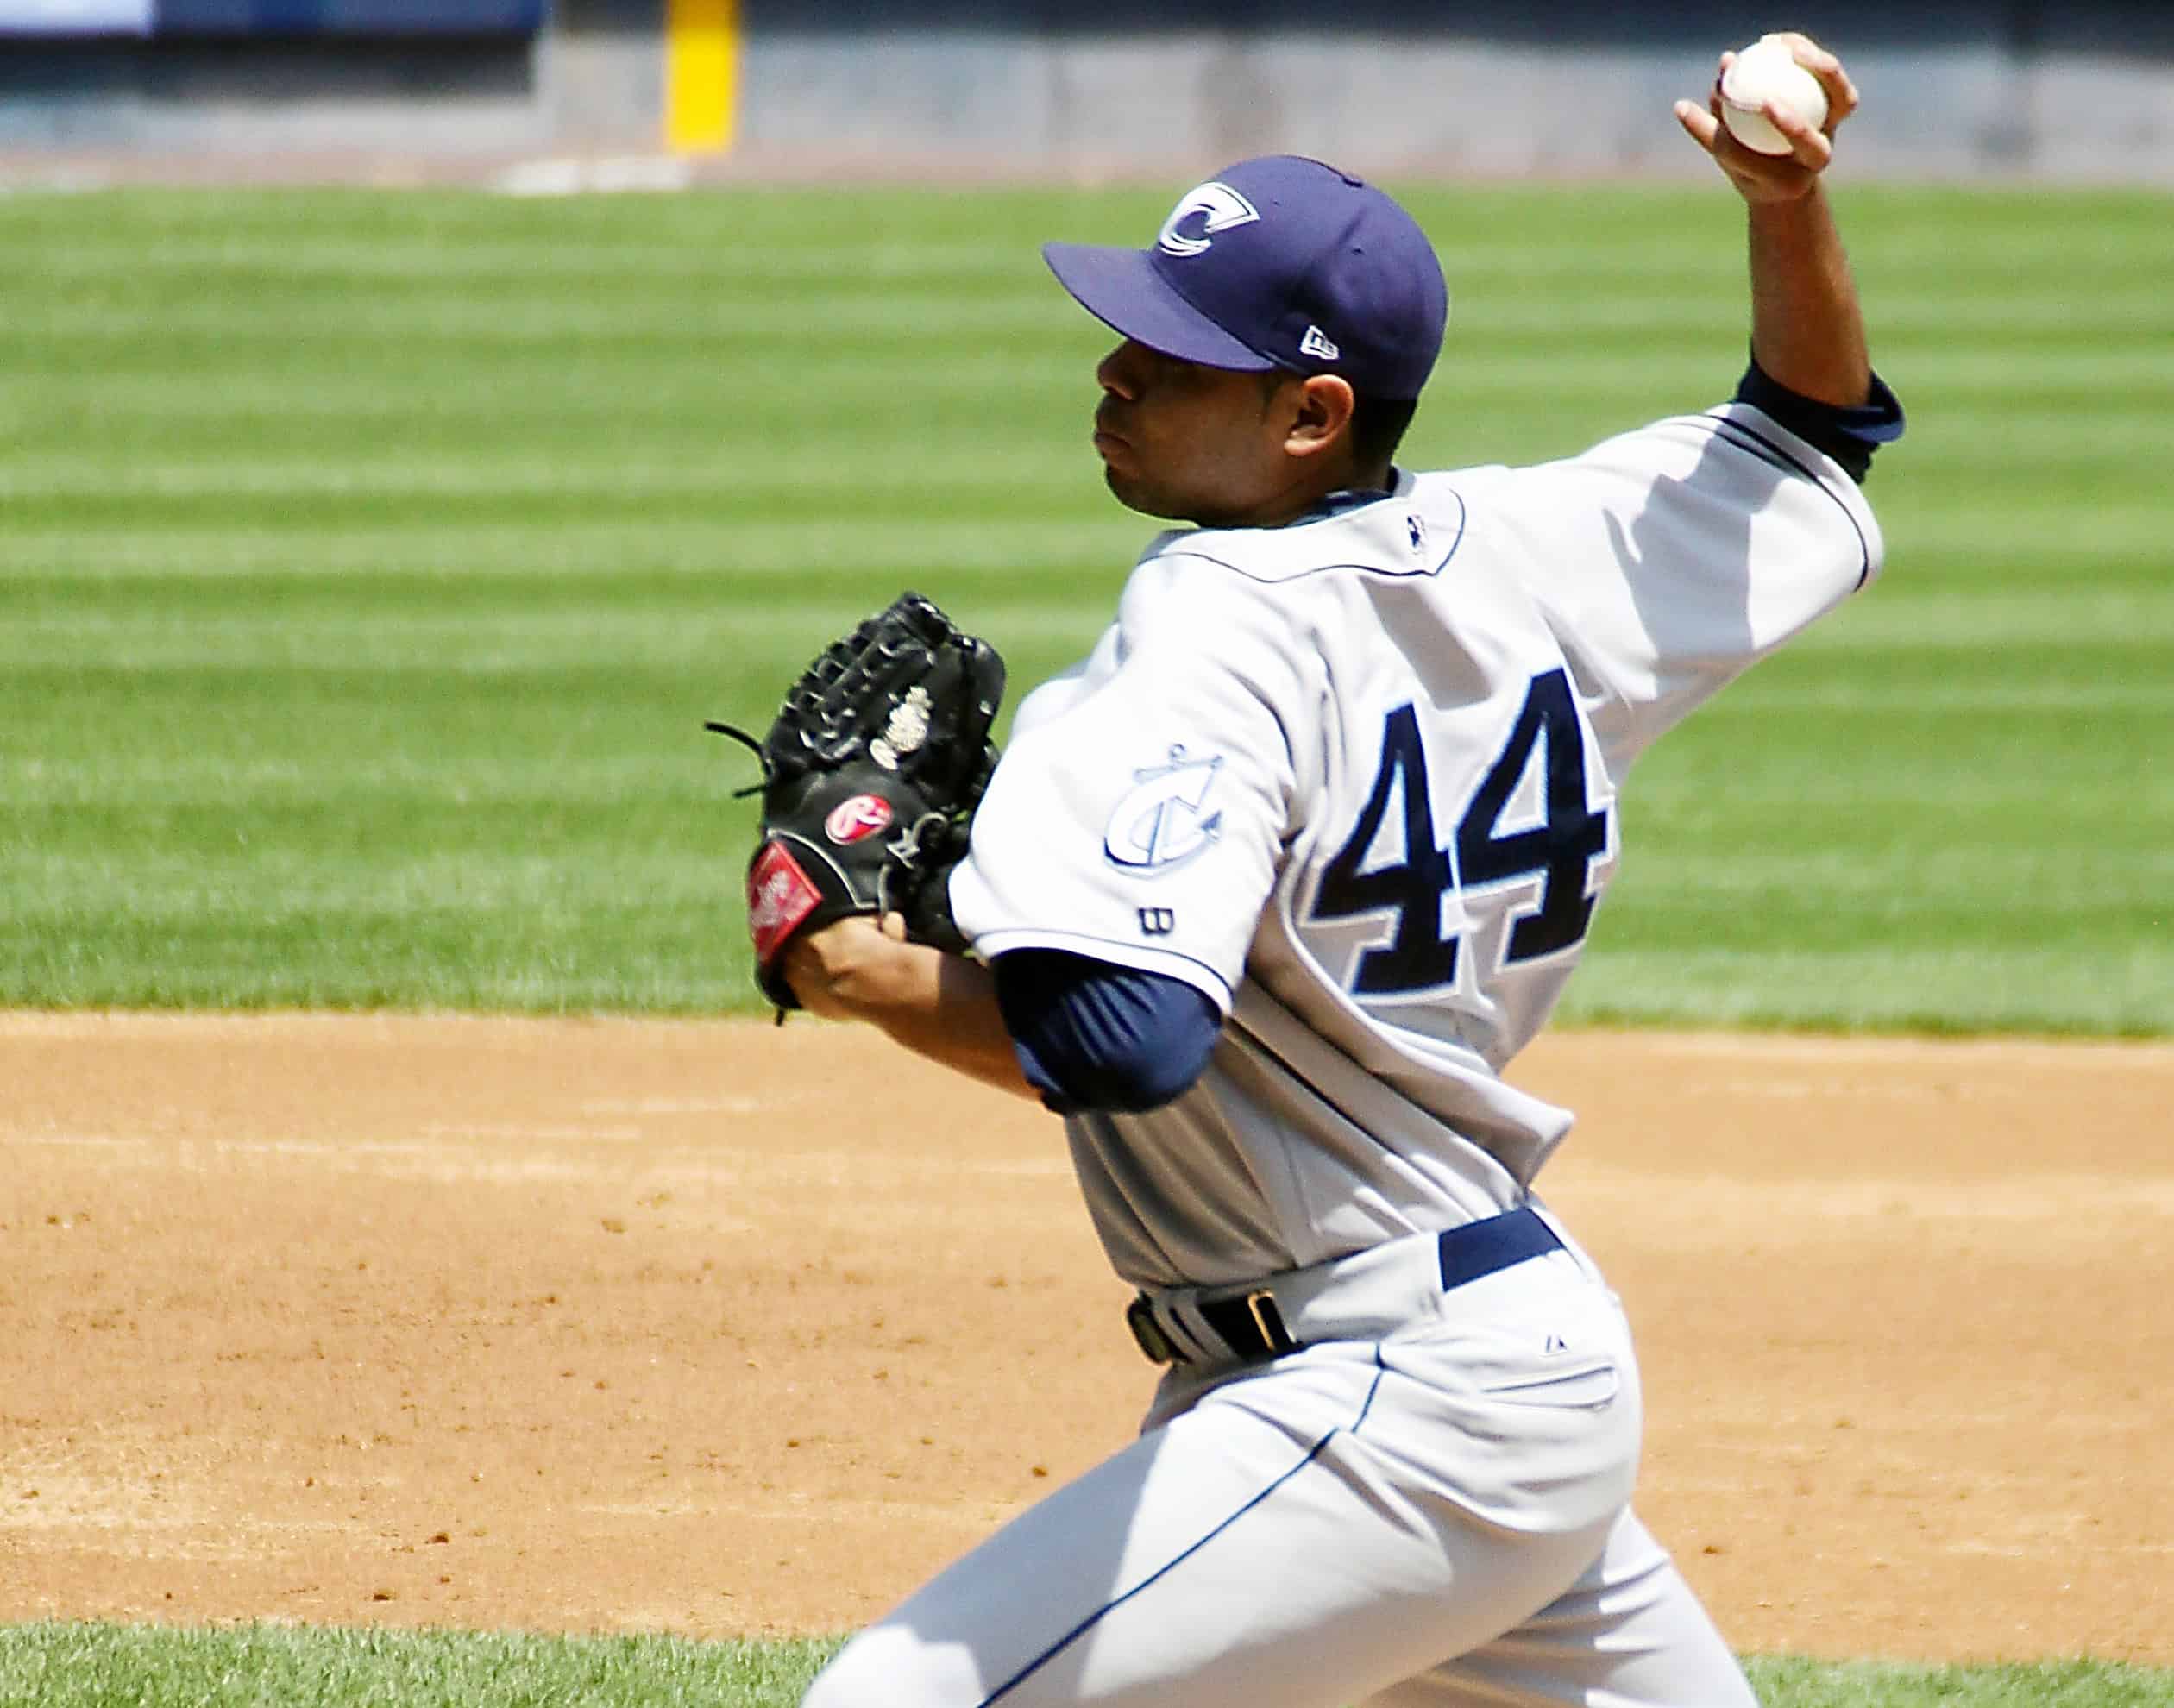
[738,35,1902,1708]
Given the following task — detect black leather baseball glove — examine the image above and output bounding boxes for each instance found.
[711,593,1004,1011]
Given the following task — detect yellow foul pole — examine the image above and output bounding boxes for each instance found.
[666,0,738,155]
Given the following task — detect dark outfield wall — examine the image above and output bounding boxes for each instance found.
[154,1,544,25]
[1,0,2171,178]
[729,3,2174,183]
[744,0,2174,57]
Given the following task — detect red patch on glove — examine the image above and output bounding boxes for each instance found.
[747,840,822,968]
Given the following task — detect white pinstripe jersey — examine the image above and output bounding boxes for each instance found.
[950,401,1883,1290]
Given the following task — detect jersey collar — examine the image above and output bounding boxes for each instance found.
[1293,465,1411,526]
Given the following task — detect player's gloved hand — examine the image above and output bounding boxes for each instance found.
[710,593,1005,1012]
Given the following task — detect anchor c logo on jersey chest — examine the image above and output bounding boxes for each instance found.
[1103,746,1225,876]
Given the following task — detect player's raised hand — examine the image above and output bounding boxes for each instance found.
[1675,35,1860,204]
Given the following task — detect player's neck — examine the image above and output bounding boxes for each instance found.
[1194,459,1393,531]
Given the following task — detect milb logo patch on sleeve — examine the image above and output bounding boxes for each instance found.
[1103,747,1224,876]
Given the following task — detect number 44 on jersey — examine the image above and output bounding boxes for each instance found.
[1309,669,1614,998]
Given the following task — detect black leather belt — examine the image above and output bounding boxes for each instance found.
[1126,1206,1565,1366]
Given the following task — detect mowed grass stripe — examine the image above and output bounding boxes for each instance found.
[0,185,2167,1027]
[1563,945,2174,1036]
[15,292,1076,342]
[0,519,1146,578]
[5,373,2166,460]
[8,605,2174,673]
[0,606,1117,669]
[0,455,1092,501]
[10,235,1048,280]
[0,1624,2168,1708]
[1794,592,2174,647]
[20,583,2174,661]
[0,353,1098,420]
[9,371,2168,431]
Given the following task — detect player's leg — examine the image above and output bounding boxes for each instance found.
[804,1253,1645,1708]
[805,1351,1617,1708]
[1361,1508,1760,1708]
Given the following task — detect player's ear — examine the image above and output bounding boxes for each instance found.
[1284,374,1356,462]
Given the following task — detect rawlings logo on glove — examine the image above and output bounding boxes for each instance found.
[824,794,895,845]
[710,593,1005,1013]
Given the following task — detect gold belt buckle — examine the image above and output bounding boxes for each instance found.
[1244,1288,1295,1354]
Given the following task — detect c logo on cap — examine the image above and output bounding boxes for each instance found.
[1156,182,1261,258]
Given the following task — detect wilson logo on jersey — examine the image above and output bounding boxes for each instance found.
[1156,182,1261,257]
[1103,747,1224,875]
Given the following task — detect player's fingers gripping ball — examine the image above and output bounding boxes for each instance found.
[1719,35,1832,154]
[710,593,1005,1011]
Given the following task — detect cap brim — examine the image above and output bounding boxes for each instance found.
[1042,242,1275,372]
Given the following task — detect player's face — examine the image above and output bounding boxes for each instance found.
[1090,340,1317,528]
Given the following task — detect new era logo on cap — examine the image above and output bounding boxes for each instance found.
[1042,154,1448,401]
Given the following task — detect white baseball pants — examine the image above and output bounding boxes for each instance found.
[802,1240,1757,1708]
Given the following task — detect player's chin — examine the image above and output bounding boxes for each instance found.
[1101,466,1187,522]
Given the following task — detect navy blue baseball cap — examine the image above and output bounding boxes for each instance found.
[1044,154,1448,402]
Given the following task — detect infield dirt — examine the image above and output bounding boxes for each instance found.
[3,1014,2168,1665]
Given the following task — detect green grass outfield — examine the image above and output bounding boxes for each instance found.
[3,1624,2171,1708]
[2,185,2170,1030]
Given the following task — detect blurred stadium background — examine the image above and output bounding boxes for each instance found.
[2,1,2172,185]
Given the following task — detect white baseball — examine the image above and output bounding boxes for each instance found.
[1719,35,1830,156]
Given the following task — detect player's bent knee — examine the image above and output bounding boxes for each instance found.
[802,1623,982,1708]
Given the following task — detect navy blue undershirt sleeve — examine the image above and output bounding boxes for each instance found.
[1734,354,1906,485]
[991,949,1222,1115]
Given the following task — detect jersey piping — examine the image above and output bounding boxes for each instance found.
[1711,407,1875,587]
[975,1350,1390,1708]
[1162,485,1468,586]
